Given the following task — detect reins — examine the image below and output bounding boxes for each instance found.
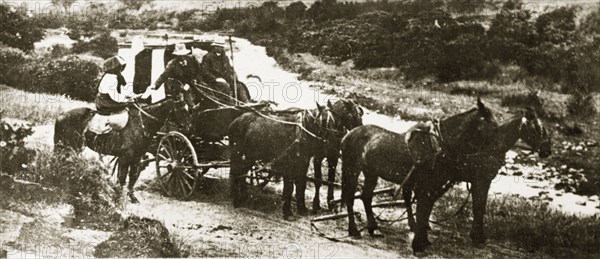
[190,81,327,142]
[132,101,185,132]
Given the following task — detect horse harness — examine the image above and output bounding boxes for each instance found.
[240,109,342,180]
[132,102,184,137]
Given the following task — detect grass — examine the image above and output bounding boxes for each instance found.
[0,84,92,125]
[434,188,600,258]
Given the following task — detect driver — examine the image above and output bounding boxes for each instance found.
[150,43,197,108]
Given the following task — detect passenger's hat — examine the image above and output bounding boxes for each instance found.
[211,38,226,48]
[173,43,191,55]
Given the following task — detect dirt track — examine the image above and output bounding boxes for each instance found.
[18,124,541,258]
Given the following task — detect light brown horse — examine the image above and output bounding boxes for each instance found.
[340,98,498,240]
[406,107,551,252]
[54,98,190,203]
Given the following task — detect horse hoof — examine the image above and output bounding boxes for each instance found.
[369,228,384,238]
[312,204,322,213]
[470,231,487,245]
[283,214,296,221]
[298,208,309,216]
[349,228,362,238]
[412,238,431,253]
[128,193,139,204]
[327,203,338,212]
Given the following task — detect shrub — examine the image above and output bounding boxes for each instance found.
[580,4,600,36]
[49,44,71,58]
[20,150,117,215]
[72,32,118,59]
[487,0,537,63]
[435,31,498,82]
[0,4,44,51]
[535,6,578,44]
[567,93,597,119]
[0,114,36,174]
[39,56,101,101]
[0,47,28,84]
[94,216,185,258]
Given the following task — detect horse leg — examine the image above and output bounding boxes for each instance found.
[342,163,361,237]
[115,158,130,206]
[412,182,435,252]
[403,178,417,232]
[362,172,382,237]
[470,179,491,246]
[230,151,251,207]
[326,154,338,210]
[312,156,324,213]
[282,177,295,220]
[127,159,142,203]
[295,169,309,216]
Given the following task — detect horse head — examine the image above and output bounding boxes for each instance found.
[327,99,364,130]
[519,107,552,158]
[313,102,347,142]
[441,97,499,155]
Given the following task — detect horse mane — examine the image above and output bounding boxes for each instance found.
[439,107,478,129]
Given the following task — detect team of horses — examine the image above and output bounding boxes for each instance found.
[53,55,552,253]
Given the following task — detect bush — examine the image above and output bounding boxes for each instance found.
[0,4,44,51]
[40,56,101,101]
[580,4,600,36]
[94,216,185,258]
[0,114,36,174]
[435,32,499,82]
[72,32,118,59]
[0,47,28,84]
[567,93,597,118]
[20,150,117,215]
[49,44,72,58]
[487,0,537,63]
[1,47,101,101]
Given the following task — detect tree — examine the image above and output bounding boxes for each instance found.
[51,0,76,12]
[119,0,152,10]
[0,4,44,51]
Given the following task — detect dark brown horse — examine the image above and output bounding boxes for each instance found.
[405,107,551,252]
[308,99,363,211]
[228,102,351,219]
[340,98,498,240]
[54,98,190,203]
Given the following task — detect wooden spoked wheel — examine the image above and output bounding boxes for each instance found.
[155,131,200,200]
[249,168,271,189]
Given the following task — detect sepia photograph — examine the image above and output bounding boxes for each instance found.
[1,0,599,258]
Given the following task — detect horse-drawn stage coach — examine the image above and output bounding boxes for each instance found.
[53,34,552,254]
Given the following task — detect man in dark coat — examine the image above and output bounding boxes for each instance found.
[200,39,235,98]
[150,43,220,108]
